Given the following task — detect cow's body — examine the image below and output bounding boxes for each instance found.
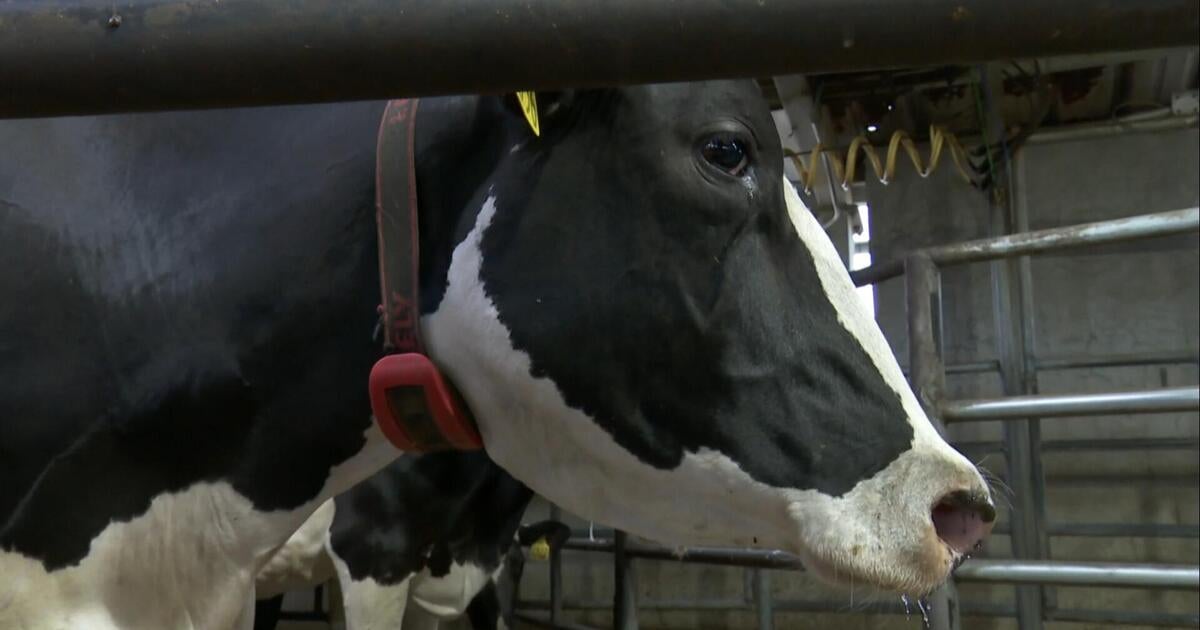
[2,83,994,629]
[1,103,401,629]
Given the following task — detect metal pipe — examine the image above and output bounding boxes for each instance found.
[957,436,1200,454]
[852,207,1200,286]
[561,538,1200,589]
[1034,351,1200,371]
[518,598,1016,617]
[563,538,807,571]
[991,522,1200,539]
[549,505,564,625]
[613,531,638,630]
[1046,608,1200,628]
[905,253,960,630]
[752,570,773,630]
[1041,437,1200,452]
[1045,523,1199,539]
[940,386,1200,421]
[954,560,1200,590]
[2,0,1199,118]
[515,612,605,630]
[907,254,948,431]
[518,598,1200,626]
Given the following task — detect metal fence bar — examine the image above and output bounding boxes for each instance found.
[1045,523,1200,539]
[956,436,1200,454]
[550,505,564,625]
[563,538,806,571]
[518,598,1016,617]
[852,207,1200,286]
[954,560,1200,590]
[752,570,772,630]
[1034,351,1200,371]
[1045,607,1200,628]
[940,386,1200,421]
[515,612,606,630]
[518,598,1200,627]
[991,522,1200,539]
[3,1,1198,118]
[905,253,959,630]
[557,538,1200,589]
[1041,437,1200,452]
[915,350,1198,378]
[613,531,638,630]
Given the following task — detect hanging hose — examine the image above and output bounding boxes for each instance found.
[785,126,974,193]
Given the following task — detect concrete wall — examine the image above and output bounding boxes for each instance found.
[519,126,1199,630]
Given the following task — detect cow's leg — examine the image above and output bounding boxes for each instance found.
[253,594,285,630]
[234,587,258,630]
[328,542,413,630]
[400,605,443,630]
[403,564,495,630]
[0,412,397,630]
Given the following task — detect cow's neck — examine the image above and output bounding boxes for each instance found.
[412,96,519,316]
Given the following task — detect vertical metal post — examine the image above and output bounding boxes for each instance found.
[613,530,639,630]
[1012,148,1054,614]
[905,253,959,630]
[987,187,1046,630]
[752,569,774,630]
[550,505,564,625]
[906,254,948,430]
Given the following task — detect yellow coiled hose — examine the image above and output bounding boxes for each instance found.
[786,126,973,192]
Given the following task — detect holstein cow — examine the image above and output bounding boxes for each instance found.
[0,81,994,629]
[253,450,568,630]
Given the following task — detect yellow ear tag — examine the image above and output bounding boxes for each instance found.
[530,537,551,560]
[516,91,540,137]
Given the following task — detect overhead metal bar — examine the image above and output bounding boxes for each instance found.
[852,207,1200,286]
[2,0,1199,118]
[940,386,1200,422]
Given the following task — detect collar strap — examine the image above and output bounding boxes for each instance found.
[371,98,483,452]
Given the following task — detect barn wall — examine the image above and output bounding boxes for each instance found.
[513,125,1199,630]
[866,125,1200,630]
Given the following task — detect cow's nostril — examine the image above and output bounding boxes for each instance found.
[931,490,996,555]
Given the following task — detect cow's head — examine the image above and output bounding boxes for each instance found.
[422,81,994,596]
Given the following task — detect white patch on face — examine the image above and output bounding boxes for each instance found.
[0,422,399,629]
[423,189,989,595]
[780,180,942,448]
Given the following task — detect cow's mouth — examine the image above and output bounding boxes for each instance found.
[791,487,997,596]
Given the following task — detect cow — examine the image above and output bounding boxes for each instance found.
[252,450,569,630]
[0,80,995,629]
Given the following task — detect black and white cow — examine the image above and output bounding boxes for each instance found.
[0,81,994,629]
[253,450,567,630]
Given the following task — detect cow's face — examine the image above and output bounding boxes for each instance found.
[423,81,994,596]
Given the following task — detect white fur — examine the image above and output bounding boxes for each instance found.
[404,561,492,627]
[422,185,989,595]
[257,513,498,630]
[327,542,412,630]
[0,423,398,630]
[254,498,337,600]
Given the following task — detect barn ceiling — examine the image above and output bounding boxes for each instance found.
[764,46,1198,146]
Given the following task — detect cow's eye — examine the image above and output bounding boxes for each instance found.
[700,136,750,177]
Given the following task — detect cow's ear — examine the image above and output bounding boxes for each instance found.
[504,90,574,137]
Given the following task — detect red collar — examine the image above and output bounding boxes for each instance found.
[369,98,483,452]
